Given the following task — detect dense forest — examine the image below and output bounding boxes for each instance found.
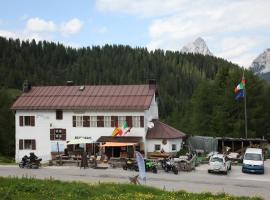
[0,36,269,157]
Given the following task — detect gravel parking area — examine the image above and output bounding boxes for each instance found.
[1,160,270,199]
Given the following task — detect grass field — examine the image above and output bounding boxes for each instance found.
[0,177,263,200]
[0,156,15,165]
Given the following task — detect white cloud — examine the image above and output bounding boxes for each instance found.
[60,18,83,36]
[26,17,57,32]
[0,30,17,38]
[96,0,270,67]
[0,29,46,42]
[0,17,83,44]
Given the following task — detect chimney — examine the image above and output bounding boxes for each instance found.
[148,79,156,90]
[22,80,31,92]
[66,81,74,86]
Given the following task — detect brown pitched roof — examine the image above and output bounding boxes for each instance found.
[146,119,186,139]
[11,84,155,111]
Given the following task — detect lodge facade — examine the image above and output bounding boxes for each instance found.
[12,83,186,162]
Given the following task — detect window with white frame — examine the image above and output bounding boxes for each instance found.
[154,144,161,151]
[19,139,36,150]
[172,144,177,151]
[104,116,111,127]
[19,116,35,126]
[76,116,83,127]
[118,116,125,127]
[132,116,140,127]
[90,116,97,127]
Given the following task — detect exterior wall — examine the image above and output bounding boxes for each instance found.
[15,99,159,162]
[143,94,159,155]
[146,138,183,153]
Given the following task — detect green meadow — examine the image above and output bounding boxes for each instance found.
[0,177,263,200]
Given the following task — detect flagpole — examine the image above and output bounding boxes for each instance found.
[243,71,248,139]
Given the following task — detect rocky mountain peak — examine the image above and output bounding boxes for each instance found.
[181,37,213,56]
[251,48,270,73]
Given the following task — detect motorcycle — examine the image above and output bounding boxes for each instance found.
[145,159,158,173]
[161,158,178,174]
[122,158,139,171]
[19,154,42,169]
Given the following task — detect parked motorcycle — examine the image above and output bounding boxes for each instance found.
[145,159,158,173]
[19,153,42,169]
[122,158,139,171]
[161,158,178,174]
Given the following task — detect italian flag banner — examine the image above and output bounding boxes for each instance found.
[234,77,246,93]
[112,121,131,136]
[122,121,131,135]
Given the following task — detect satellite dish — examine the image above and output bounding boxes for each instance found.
[147,122,154,128]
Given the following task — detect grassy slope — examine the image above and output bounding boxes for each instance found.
[0,155,15,164]
[0,177,263,200]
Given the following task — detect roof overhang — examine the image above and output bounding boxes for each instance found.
[97,136,142,143]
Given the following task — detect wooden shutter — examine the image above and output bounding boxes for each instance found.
[61,129,66,140]
[97,116,104,127]
[83,116,90,127]
[50,129,54,140]
[30,116,35,126]
[140,116,144,127]
[126,116,132,127]
[111,116,118,127]
[32,140,36,150]
[72,116,76,127]
[19,139,23,150]
[19,116,23,126]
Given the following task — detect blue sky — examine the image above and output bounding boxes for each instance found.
[1,0,270,69]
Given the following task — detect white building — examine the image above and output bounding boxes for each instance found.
[12,83,186,162]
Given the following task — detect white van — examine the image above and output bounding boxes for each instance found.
[242,148,264,174]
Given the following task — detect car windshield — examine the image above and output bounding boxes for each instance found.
[244,153,262,161]
[211,157,223,162]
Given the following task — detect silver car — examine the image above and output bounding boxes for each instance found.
[208,154,231,175]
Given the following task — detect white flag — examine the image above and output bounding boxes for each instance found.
[135,151,146,181]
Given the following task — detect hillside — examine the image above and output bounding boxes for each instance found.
[0,36,270,157]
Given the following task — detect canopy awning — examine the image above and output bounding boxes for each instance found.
[101,142,136,147]
[97,136,142,143]
[67,138,95,145]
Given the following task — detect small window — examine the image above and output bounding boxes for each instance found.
[154,144,161,151]
[76,116,83,127]
[104,116,111,127]
[24,140,32,149]
[24,116,31,126]
[90,116,97,127]
[118,116,125,127]
[111,116,118,127]
[50,129,66,141]
[83,116,90,127]
[56,110,63,120]
[132,116,140,127]
[97,116,104,127]
[19,116,35,126]
[172,144,176,151]
[19,139,36,150]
